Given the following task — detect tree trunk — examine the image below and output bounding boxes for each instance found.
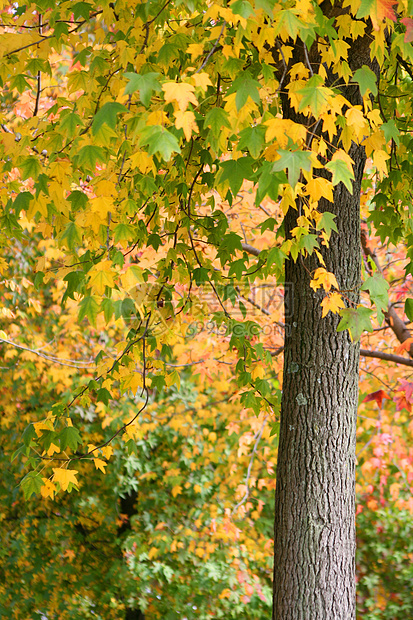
[272,13,377,616]
[272,166,362,619]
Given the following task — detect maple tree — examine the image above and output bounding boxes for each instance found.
[2,0,413,618]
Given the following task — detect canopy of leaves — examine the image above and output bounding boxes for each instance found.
[1,0,413,617]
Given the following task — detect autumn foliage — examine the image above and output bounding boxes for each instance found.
[1,0,413,617]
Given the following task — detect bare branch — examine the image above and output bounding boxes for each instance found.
[241,242,261,256]
[360,348,413,368]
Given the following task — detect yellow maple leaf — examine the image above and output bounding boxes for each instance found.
[187,43,204,59]
[162,82,198,111]
[94,179,116,197]
[148,547,159,559]
[363,130,385,157]
[306,177,334,202]
[93,458,107,473]
[46,442,61,456]
[101,446,113,459]
[174,110,199,141]
[372,149,390,180]
[90,195,113,218]
[251,365,265,380]
[52,468,79,491]
[0,257,9,275]
[194,484,202,493]
[88,260,115,295]
[129,150,155,174]
[41,478,57,500]
[321,292,345,317]
[264,118,306,147]
[190,72,212,91]
[171,484,182,497]
[310,268,339,292]
[345,106,369,141]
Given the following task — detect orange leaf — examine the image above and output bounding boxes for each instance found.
[394,337,413,354]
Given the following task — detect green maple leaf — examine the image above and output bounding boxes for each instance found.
[316,212,338,237]
[219,158,254,196]
[72,1,93,20]
[205,107,231,136]
[20,156,42,181]
[92,102,128,134]
[275,9,303,40]
[78,295,100,326]
[76,145,106,171]
[227,73,261,110]
[361,273,389,323]
[114,223,135,244]
[325,159,354,193]
[124,72,162,107]
[238,125,266,159]
[298,75,330,117]
[381,119,400,145]
[58,426,82,451]
[337,306,373,341]
[59,222,82,250]
[231,0,255,19]
[272,150,312,188]
[21,471,43,499]
[10,74,30,93]
[353,66,378,97]
[21,423,37,447]
[138,125,181,161]
[356,0,375,19]
[405,298,413,322]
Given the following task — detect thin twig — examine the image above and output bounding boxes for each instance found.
[232,414,269,514]
[0,337,95,368]
[195,21,226,74]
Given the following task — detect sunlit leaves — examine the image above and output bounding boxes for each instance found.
[310,268,339,293]
[52,468,79,491]
[321,292,345,317]
[162,82,198,111]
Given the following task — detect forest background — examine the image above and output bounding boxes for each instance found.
[1,0,413,618]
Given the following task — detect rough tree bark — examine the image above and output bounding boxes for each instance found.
[272,6,379,618]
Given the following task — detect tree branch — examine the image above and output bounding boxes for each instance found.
[361,229,412,357]
[241,242,261,256]
[360,348,413,368]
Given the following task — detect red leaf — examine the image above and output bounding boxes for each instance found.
[362,389,391,408]
[401,17,413,43]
